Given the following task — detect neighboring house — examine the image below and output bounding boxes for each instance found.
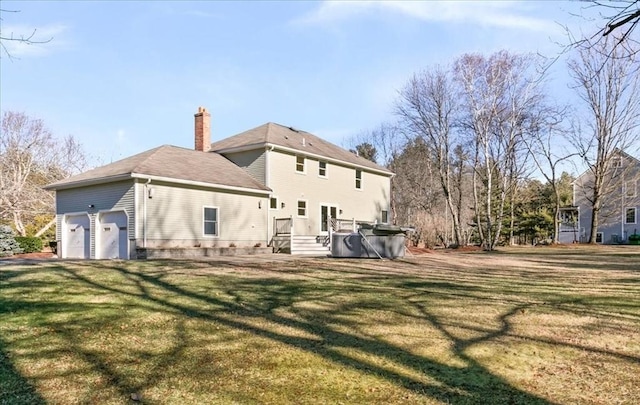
[45,107,393,259]
[564,150,640,244]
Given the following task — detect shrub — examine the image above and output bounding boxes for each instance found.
[15,237,43,253]
[0,225,23,257]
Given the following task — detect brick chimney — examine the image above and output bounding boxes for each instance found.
[194,106,211,152]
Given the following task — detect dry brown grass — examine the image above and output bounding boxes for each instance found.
[1,245,639,404]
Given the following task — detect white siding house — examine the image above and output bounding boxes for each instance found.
[46,107,393,258]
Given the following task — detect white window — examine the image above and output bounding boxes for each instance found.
[613,157,623,168]
[625,207,637,224]
[270,197,278,210]
[319,161,327,177]
[355,169,362,189]
[203,207,219,236]
[596,232,603,243]
[297,200,307,217]
[625,181,637,198]
[296,156,305,173]
[381,210,389,224]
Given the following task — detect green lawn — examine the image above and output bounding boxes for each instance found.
[1,246,639,404]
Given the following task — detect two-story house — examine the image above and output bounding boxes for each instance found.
[568,150,640,244]
[45,107,393,259]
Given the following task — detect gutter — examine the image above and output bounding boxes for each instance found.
[45,172,271,195]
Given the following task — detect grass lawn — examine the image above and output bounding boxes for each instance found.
[1,246,639,404]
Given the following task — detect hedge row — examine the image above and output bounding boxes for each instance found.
[14,237,43,253]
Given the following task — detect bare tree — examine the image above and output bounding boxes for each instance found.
[521,105,578,244]
[568,35,640,243]
[454,51,545,250]
[0,111,86,236]
[593,0,640,40]
[0,8,52,59]
[396,67,467,247]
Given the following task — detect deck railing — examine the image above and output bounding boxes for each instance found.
[274,216,293,235]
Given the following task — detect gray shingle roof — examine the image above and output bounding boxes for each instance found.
[45,145,270,192]
[210,122,393,174]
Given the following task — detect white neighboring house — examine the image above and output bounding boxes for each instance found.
[564,150,640,244]
[45,107,393,259]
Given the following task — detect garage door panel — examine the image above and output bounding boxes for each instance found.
[65,215,90,259]
[98,211,128,259]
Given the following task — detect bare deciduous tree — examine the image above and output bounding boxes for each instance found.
[0,111,86,236]
[454,51,544,250]
[521,105,577,244]
[568,35,640,243]
[396,66,467,247]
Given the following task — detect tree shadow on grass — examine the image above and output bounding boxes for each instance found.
[7,256,638,403]
[0,332,46,405]
[36,261,556,404]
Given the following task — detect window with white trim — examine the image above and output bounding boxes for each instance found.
[270,197,278,210]
[319,161,327,177]
[596,232,603,243]
[355,169,362,189]
[625,207,637,224]
[203,207,219,236]
[625,181,637,198]
[297,200,307,217]
[296,156,305,173]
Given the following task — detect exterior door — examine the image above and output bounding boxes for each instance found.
[320,204,338,234]
[98,211,128,259]
[64,214,90,259]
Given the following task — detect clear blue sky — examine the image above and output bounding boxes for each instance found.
[1,1,600,167]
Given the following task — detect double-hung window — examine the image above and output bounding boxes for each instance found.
[319,161,327,177]
[297,200,307,217]
[203,207,219,236]
[270,197,278,210]
[355,169,362,189]
[625,207,637,224]
[296,156,305,173]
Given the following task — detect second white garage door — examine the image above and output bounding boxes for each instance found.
[97,211,128,259]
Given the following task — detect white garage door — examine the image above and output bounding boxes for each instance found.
[98,211,128,259]
[64,214,90,259]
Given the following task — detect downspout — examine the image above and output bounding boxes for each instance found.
[143,178,151,248]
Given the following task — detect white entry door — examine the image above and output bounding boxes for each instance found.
[320,204,338,234]
[98,211,128,259]
[64,214,90,259]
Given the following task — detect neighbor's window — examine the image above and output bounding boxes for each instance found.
[355,169,362,189]
[596,232,603,243]
[270,197,278,210]
[626,181,637,198]
[296,156,305,173]
[203,207,219,236]
[381,210,388,224]
[319,161,327,177]
[613,157,623,168]
[297,200,307,217]
[625,207,637,224]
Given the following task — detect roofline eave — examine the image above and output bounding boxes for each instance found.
[44,172,271,195]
